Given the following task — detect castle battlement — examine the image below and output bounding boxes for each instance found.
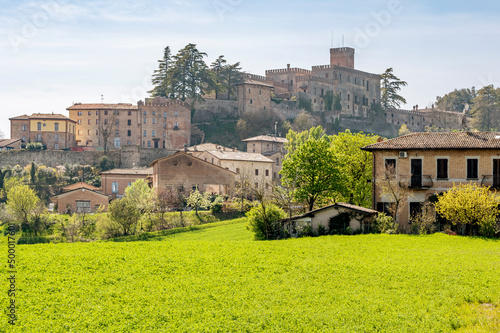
[296,75,334,84]
[140,98,191,109]
[311,65,332,70]
[265,67,312,75]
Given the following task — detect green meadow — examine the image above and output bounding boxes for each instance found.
[1,219,499,332]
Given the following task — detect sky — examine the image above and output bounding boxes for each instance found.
[1,0,499,138]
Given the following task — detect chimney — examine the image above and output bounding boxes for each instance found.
[432,104,434,110]
[416,104,418,110]
[287,64,290,70]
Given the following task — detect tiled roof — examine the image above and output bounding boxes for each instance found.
[67,103,138,110]
[9,115,29,120]
[100,167,153,175]
[187,143,240,152]
[0,138,23,147]
[282,202,378,222]
[242,135,288,143]
[362,132,500,150]
[237,79,274,88]
[9,113,73,121]
[62,182,100,191]
[206,150,273,163]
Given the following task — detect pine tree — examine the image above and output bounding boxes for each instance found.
[150,46,173,98]
[381,68,408,109]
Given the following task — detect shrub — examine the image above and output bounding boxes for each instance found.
[373,213,395,234]
[17,235,50,244]
[246,204,286,240]
[317,224,327,236]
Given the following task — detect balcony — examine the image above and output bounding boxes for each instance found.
[399,175,433,189]
[481,175,500,188]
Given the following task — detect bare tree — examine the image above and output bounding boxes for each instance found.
[377,164,411,229]
[98,110,119,152]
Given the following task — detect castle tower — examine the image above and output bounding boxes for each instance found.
[330,47,355,69]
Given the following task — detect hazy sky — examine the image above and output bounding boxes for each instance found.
[1,0,499,138]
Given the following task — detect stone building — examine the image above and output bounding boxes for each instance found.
[0,139,24,151]
[67,97,191,150]
[100,168,153,199]
[9,113,76,150]
[236,78,274,115]
[242,135,287,180]
[362,132,500,226]
[50,187,110,214]
[150,151,235,196]
[385,106,469,132]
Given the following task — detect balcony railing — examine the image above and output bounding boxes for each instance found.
[481,175,500,188]
[399,175,433,189]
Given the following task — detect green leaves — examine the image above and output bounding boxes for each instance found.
[381,67,408,109]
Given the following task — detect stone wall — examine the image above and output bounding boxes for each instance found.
[192,100,239,123]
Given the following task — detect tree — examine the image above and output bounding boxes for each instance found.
[154,189,182,230]
[381,68,408,109]
[292,112,314,132]
[377,164,410,228]
[150,46,173,98]
[223,61,245,100]
[281,135,341,211]
[333,94,342,111]
[398,124,411,136]
[436,87,476,113]
[97,155,115,172]
[471,85,499,131]
[210,55,227,100]
[186,190,210,216]
[98,110,119,152]
[6,184,40,233]
[434,183,499,236]
[247,203,286,240]
[108,198,141,236]
[284,125,324,156]
[330,130,378,208]
[30,161,37,185]
[323,90,334,111]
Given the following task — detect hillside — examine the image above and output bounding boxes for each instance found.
[2,232,499,332]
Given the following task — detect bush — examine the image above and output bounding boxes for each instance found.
[17,235,50,244]
[246,204,286,240]
[317,224,327,236]
[373,213,396,234]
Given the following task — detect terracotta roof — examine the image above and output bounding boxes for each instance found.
[9,115,29,120]
[187,143,240,152]
[242,135,288,143]
[67,103,138,110]
[9,113,74,121]
[0,138,23,147]
[62,182,100,192]
[150,151,237,174]
[284,203,378,222]
[362,132,500,151]
[100,167,153,175]
[51,188,110,200]
[236,79,274,88]
[205,150,273,163]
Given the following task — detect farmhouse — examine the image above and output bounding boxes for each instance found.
[282,202,378,237]
[100,168,153,199]
[50,187,110,214]
[362,131,500,225]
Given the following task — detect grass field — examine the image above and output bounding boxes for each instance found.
[1,222,499,332]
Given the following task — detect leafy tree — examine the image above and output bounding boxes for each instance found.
[298,95,312,112]
[435,87,476,113]
[281,135,341,211]
[330,130,378,207]
[108,198,141,236]
[186,190,210,216]
[97,156,115,172]
[398,124,411,136]
[285,125,324,156]
[210,55,227,99]
[292,112,314,132]
[6,184,40,232]
[246,203,286,240]
[333,94,342,111]
[381,68,407,109]
[435,183,499,236]
[26,142,43,150]
[471,85,499,131]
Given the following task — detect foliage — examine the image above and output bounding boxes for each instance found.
[25,142,43,150]
[398,123,411,136]
[236,108,287,140]
[470,85,500,131]
[436,87,476,113]
[281,134,341,211]
[209,56,245,100]
[372,212,396,234]
[6,185,40,227]
[210,195,224,214]
[323,90,334,111]
[435,183,500,237]
[4,235,500,332]
[108,199,141,236]
[246,203,286,240]
[186,190,210,215]
[298,95,312,112]
[381,67,408,109]
[97,155,115,172]
[292,112,314,132]
[409,202,437,235]
[328,212,352,235]
[284,125,324,156]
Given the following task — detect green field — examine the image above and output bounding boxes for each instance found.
[1,221,500,332]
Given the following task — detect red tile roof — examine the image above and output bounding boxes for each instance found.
[62,182,100,192]
[242,135,288,143]
[9,115,29,120]
[67,103,138,110]
[362,132,500,150]
[28,113,75,121]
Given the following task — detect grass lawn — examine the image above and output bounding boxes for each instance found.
[1,226,499,332]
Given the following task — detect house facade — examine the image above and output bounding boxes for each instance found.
[0,139,24,151]
[100,168,153,199]
[50,188,110,214]
[242,135,287,180]
[150,152,236,196]
[362,132,500,225]
[9,113,76,150]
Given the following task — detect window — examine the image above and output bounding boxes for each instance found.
[152,111,156,116]
[36,133,42,141]
[174,122,178,128]
[96,130,98,135]
[88,119,91,125]
[115,130,119,136]
[250,99,253,104]
[55,134,59,142]
[54,123,59,131]
[77,111,82,116]
[147,141,151,147]
[127,141,131,145]
[22,125,27,131]
[265,170,269,176]
[385,158,396,176]
[78,119,82,125]
[104,119,108,125]
[128,119,131,126]
[164,112,167,118]
[114,138,121,148]
[115,120,119,126]
[88,130,91,135]
[259,90,261,95]
[114,110,119,115]
[104,111,108,115]
[127,130,131,136]
[409,202,423,221]
[112,182,118,193]
[152,130,156,137]
[22,136,26,141]
[128,111,131,116]
[255,169,259,176]
[248,88,251,93]
[276,157,279,165]
[175,111,178,117]
[467,158,478,179]
[347,94,350,101]
[143,111,147,115]
[54,143,59,150]
[436,159,448,179]
[143,118,147,124]
[192,185,198,191]
[37,122,42,130]
[143,130,146,137]
[96,111,99,116]
[152,118,156,125]
[96,119,99,124]
[78,130,82,135]
[88,111,92,116]
[76,201,91,213]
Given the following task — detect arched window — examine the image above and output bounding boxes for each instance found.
[112,182,118,193]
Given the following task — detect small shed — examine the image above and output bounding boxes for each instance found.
[283,203,378,236]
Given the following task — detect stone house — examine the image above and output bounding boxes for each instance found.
[236,78,274,115]
[0,139,24,151]
[362,132,500,226]
[282,202,378,237]
[242,135,287,180]
[100,168,153,199]
[197,150,273,189]
[150,151,236,196]
[67,97,191,150]
[50,187,110,214]
[9,113,76,150]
